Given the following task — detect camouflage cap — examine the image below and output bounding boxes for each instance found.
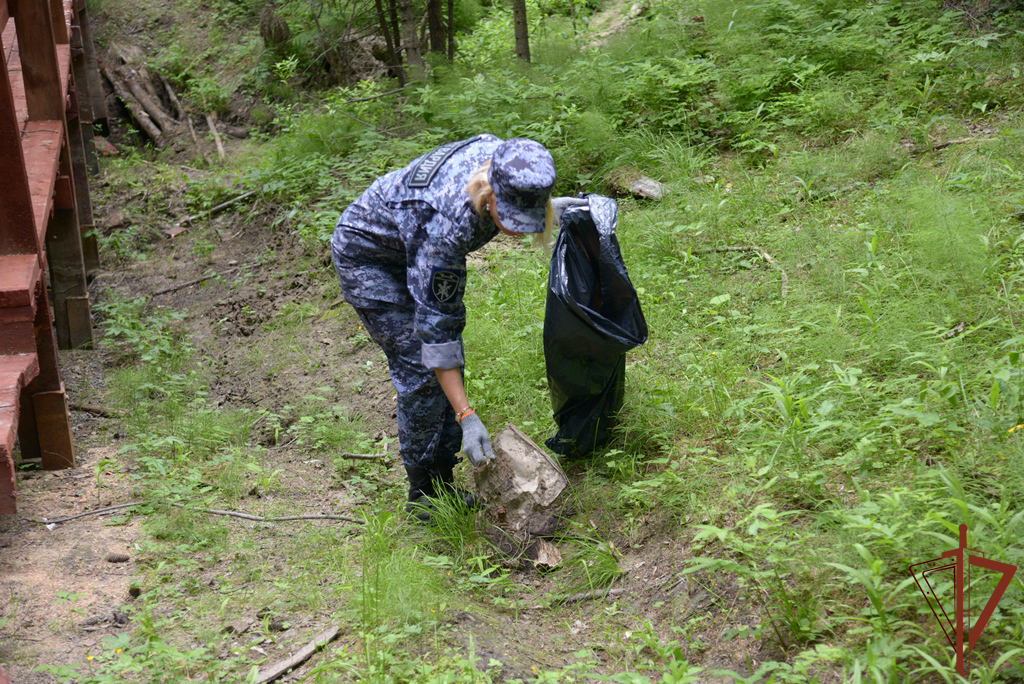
[488,138,556,234]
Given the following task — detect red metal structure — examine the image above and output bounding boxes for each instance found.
[1,0,104,514]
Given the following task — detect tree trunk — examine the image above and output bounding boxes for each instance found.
[398,0,424,77]
[511,0,530,62]
[426,0,445,54]
[375,0,405,85]
[388,0,405,76]
[447,0,455,59]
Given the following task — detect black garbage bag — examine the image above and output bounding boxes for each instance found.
[545,195,648,456]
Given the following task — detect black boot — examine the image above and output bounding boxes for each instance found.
[403,464,480,523]
[434,465,481,510]
[404,465,438,522]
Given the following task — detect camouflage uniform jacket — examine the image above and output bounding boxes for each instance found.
[331,134,502,371]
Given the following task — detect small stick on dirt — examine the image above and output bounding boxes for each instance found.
[36,501,365,526]
[176,190,257,228]
[559,588,625,605]
[206,112,226,161]
[255,625,341,684]
[691,244,789,299]
[40,501,147,524]
[69,403,118,418]
[171,504,364,525]
[185,116,210,165]
[151,267,240,297]
[339,452,386,460]
[158,73,186,120]
[932,137,985,151]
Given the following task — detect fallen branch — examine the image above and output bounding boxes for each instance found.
[691,244,789,299]
[188,507,364,525]
[69,403,118,418]
[36,501,365,526]
[559,588,625,605]
[101,63,165,147]
[158,73,186,120]
[184,115,210,167]
[116,63,178,133]
[932,137,982,151]
[343,86,409,104]
[175,190,257,229]
[206,112,226,161]
[41,501,146,524]
[150,266,240,297]
[339,452,386,460]
[255,626,341,684]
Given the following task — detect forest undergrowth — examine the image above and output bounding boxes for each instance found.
[25,0,1024,681]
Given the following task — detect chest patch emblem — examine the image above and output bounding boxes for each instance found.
[430,269,461,303]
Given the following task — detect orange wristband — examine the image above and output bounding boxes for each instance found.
[456,407,475,423]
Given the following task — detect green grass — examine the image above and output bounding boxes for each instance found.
[67,0,1024,681]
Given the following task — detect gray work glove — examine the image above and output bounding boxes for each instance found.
[551,196,589,225]
[460,413,495,467]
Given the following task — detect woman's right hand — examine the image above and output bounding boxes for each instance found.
[460,413,495,466]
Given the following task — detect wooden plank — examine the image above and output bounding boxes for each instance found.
[68,79,98,272]
[57,42,69,101]
[15,386,39,467]
[1,0,9,35]
[50,0,68,43]
[45,204,92,349]
[0,26,37,254]
[65,296,92,348]
[76,1,105,136]
[55,172,73,208]
[33,387,74,469]
[4,22,27,125]
[2,20,10,62]
[13,0,64,121]
[0,353,41,393]
[28,276,61,392]
[0,255,40,309]
[0,310,35,353]
[46,132,92,349]
[0,352,41,515]
[0,403,18,514]
[0,308,35,326]
[21,120,63,246]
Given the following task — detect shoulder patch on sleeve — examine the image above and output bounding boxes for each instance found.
[429,268,463,303]
[406,137,480,189]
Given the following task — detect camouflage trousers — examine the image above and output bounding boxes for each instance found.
[352,306,463,472]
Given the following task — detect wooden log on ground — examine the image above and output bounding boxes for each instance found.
[101,63,164,147]
[158,73,186,120]
[206,112,226,161]
[255,626,341,684]
[114,63,177,134]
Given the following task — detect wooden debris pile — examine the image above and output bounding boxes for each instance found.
[99,44,246,157]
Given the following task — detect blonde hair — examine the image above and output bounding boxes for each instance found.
[467,161,494,217]
[466,161,555,250]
